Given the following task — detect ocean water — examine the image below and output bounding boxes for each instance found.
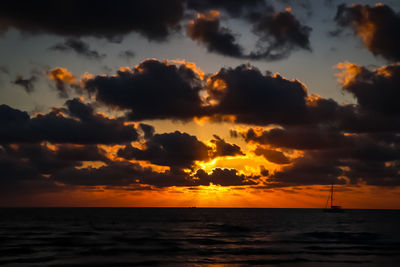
[0,208,399,266]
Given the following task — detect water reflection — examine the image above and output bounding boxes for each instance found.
[0,208,399,266]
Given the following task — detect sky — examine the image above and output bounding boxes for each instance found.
[1,0,400,208]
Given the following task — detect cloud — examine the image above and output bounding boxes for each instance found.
[52,144,110,163]
[0,98,138,144]
[40,58,400,188]
[344,160,400,187]
[243,125,349,150]
[83,60,317,125]
[269,154,345,187]
[206,64,309,125]
[230,67,400,188]
[336,62,400,114]
[48,67,77,98]
[51,161,259,188]
[84,59,205,121]
[239,105,400,187]
[210,135,244,157]
[118,131,210,169]
[254,146,290,164]
[139,123,155,140]
[186,9,312,60]
[7,56,400,190]
[334,3,400,62]
[52,161,148,186]
[0,142,112,196]
[289,136,400,187]
[249,9,312,60]
[187,10,243,57]
[0,149,60,196]
[12,74,38,93]
[118,131,245,170]
[0,0,185,42]
[194,168,259,186]
[84,60,312,125]
[0,139,260,196]
[336,105,400,134]
[49,38,106,60]
[3,143,109,174]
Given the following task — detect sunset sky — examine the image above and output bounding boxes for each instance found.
[1,0,400,208]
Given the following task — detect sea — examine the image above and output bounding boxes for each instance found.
[0,208,399,266]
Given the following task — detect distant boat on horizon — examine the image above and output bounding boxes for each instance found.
[324,183,344,212]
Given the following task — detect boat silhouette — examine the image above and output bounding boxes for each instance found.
[324,183,344,212]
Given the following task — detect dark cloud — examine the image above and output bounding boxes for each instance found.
[334,3,400,62]
[336,105,400,134]
[0,142,112,196]
[269,154,345,187]
[52,161,148,186]
[3,143,109,174]
[254,146,290,164]
[0,0,185,42]
[296,136,400,187]
[230,74,400,188]
[194,168,259,186]
[344,160,400,187]
[187,11,243,57]
[84,59,205,121]
[84,60,311,125]
[1,137,257,195]
[313,138,400,164]
[137,168,195,187]
[241,108,400,187]
[186,9,312,60]
[55,144,110,163]
[210,135,244,157]
[52,161,259,188]
[139,123,155,140]
[2,143,71,178]
[118,131,210,169]
[5,1,400,194]
[0,98,138,144]
[249,9,312,60]
[206,64,308,125]
[49,38,106,60]
[12,74,37,93]
[243,125,349,150]
[0,150,60,197]
[337,62,400,115]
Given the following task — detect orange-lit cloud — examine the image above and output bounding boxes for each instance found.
[168,59,205,80]
[48,67,76,84]
[335,61,363,87]
[48,67,77,97]
[335,3,400,61]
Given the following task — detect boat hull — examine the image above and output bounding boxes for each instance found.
[323,208,344,213]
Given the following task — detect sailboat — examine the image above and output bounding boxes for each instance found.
[324,183,344,212]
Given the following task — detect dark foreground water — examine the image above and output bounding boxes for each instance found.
[0,208,399,266]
